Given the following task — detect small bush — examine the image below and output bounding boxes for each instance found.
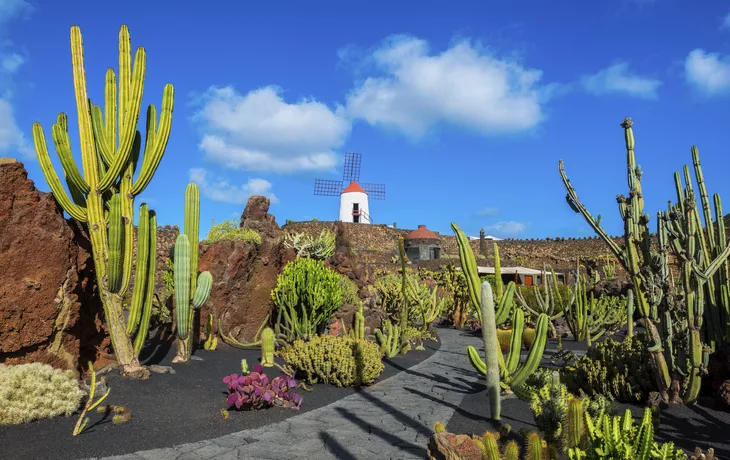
[0,363,84,425]
[279,335,384,387]
[205,219,262,245]
[339,275,360,307]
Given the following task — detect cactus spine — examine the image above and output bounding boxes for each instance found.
[261,327,275,367]
[32,25,173,376]
[173,182,213,363]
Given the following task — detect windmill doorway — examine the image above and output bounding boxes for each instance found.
[352,203,360,223]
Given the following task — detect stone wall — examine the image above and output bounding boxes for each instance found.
[281,221,675,274]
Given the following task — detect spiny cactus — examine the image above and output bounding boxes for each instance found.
[352,304,365,340]
[515,266,571,338]
[468,308,549,391]
[173,182,213,363]
[374,320,408,358]
[565,269,626,346]
[32,25,172,376]
[452,223,514,325]
[397,237,412,353]
[560,117,730,404]
[261,327,275,367]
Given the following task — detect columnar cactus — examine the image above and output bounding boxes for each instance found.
[452,223,512,325]
[353,304,365,340]
[32,25,173,377]
[397,237,411,352]
[476,281,501,420]
[515,266,571,338]
[261,327,275,367]
[559,117,730,404]
[173,182,213,363]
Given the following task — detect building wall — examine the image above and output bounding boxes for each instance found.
[339,191,370,224]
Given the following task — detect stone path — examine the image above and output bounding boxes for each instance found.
[86,328,484,460]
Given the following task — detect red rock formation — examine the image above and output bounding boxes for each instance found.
[0,158,106,374]
[427,432,483,460]
[198,196,287,343]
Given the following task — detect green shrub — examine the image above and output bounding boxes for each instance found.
[272,258,343,341]
[283,229,336,259]
[0,363,84,425]
[205,219,262,245]
[339,275,360,307]
[279,335,384,387]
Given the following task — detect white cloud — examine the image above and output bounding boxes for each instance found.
[485,221,530,237]
[0,92,30,157]
[476,207,499,216]
[580,63,662,99]
[1,53,24,74]
[0,0,32,23]
[722,11,730,30]
[344,35,546,138]
[189,168,278,205]
[684,49,730,96]
[192,86,351,174]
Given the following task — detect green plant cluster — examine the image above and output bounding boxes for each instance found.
[278,335,384,387]
[421,264,471,328]
[338,275,361,307]
[561,336,656,403]
[272,258,343,341]
[0,363,84,425]
[370,268,428,323]
[205,219,262,245]
[283,229,336,259]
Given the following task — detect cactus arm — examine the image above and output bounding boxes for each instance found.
[51,116,90,195]
[508,313,548,388]
[451,223,482,321]
[193,271,213,308]
[185,183,200,297]
[133,211,156,354]
[559,160,625,266]
[493,243,504,298]
[97,28,145,192]
[495,281,515,325]
[107,194,124,293]
[505,308,525,373]
[131,86,174,195]
[32,123,88,222]
[127,203,150,334]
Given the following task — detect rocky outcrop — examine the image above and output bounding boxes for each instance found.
[0,158,106,374]
[198,196,287,342]
[427,432,483,460]
[240,195,279,238]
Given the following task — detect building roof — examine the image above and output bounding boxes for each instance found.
[341,181,367,194]
[405,224,439,240]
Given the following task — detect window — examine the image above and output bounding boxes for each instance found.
[352,203,360,223]
[406,247,420,261]
[430,247,440,259]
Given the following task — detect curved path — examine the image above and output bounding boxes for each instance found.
[87,328,483,460]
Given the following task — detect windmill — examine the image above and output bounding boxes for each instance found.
[314,152,386,224]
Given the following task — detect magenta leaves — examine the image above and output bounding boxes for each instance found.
[223,364,302,410]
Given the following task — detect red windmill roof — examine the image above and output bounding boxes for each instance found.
[405,225,439,240]
[341,181,367,194]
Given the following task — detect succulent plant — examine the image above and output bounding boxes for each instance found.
[278,335,384,387]
[223,364,301,410]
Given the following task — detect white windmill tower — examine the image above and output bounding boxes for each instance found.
[314,152,386,224]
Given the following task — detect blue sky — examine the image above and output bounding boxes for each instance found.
[2,0,730,240]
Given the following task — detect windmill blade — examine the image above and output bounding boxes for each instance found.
[361,182,386,200]
[314,179,344,196]
[342,152,362,183]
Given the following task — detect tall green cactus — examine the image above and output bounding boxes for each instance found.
[515,265,571,338]
[452,223,513,325]
[173,182,213,363]
[397,237,411,353]
[32,25,173,376]
[476,281,501,420]
[559,117,730,404]
[261,327,275,367]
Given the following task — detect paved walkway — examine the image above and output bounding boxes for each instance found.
[86,328,483,460]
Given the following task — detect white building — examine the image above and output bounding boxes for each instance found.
[339,181,371,224]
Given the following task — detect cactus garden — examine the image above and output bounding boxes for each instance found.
[2,5,730,460]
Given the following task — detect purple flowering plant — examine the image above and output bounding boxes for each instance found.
[223,364,302,410]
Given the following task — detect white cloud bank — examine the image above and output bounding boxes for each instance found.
[192,86,351,174]
[344,35,547,138]
[580,62,662,99]
[684,49,730,96]
[189,168,278,205]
